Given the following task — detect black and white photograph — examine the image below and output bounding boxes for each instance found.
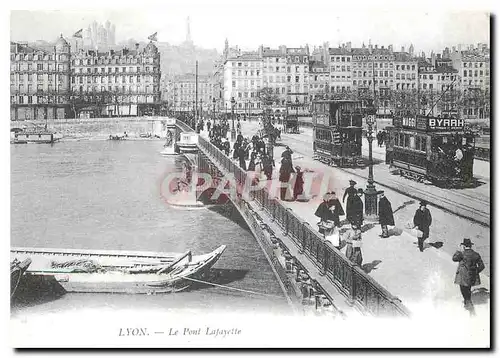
[6,0,493,349]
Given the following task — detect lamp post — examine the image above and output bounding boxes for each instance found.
[212,97,216,124]
[295,97,299,132]
[230,97,236,141]
[364,114,379,220]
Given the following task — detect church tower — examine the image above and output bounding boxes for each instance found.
[186,16,192,44]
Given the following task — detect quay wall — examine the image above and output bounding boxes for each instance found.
[10,117,171,139]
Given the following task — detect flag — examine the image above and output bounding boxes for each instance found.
[148,32,158,42]
[73,29,83,38]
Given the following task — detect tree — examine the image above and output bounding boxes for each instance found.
[258,87,280,109]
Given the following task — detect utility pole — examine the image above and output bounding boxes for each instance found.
[195,61,198,127]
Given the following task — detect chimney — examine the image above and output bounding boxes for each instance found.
[375,45,378,49]
[346,42,351,51]
[388,44,393,52]
[431,52,436,67]
[401,46,405,52]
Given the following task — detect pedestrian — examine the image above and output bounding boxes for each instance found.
[315,193,333,234]
[237,144,247,170]
[351,188,364,228]
[207,120,211,132]
[282,146,293,161]
[262,153,273,180]
[343,180,357,224]
[293,166,305,201]
[279,157,295,200]
[233,140,240,159]
[327,192,345,228]
[452,238,485,316]
[378,191,394,238]
[344,223,363,266]
[223,139,230,157]
[248,151,257,171]
[412,200,432,252]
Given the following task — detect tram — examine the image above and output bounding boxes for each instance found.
[312,99,364,167]
[386,116,476,188]
[284,113,299,133]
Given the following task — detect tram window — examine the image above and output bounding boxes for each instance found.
[409,136,416,149]
[404,134,410,147]
[420,137,427,151]
[415,136,421,150]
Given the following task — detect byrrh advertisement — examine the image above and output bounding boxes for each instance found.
[8,0,491,350]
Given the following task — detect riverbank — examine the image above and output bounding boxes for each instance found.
[11,116,173,141]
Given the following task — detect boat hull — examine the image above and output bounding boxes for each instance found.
[11,246,226,294]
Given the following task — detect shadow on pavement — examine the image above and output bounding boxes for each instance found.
[361,223,376,233]
[472,287,490,305]
[429,241,444,249]
[392,200,416,214]
[362,260,382,274]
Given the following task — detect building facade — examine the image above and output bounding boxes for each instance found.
[168,73,213,115]
[10,36,71,121]
[70,41,161,117]
[223,51,263,114]
[286,47,310,114]
[451,48,490,119]
[260,46,287,107]
[308,60,330,101]
[328,44,353,94]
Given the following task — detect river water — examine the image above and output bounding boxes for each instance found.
[10,139,290,317]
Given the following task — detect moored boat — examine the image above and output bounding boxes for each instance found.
[11,258,32,298]
[10,245,226,294]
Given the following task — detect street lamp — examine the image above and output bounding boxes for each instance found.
[364,114,379,220]
[230,97,236,141]
[212,97,216,124]
[295,97,299,132]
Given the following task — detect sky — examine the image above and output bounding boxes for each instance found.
[8,0,492,54]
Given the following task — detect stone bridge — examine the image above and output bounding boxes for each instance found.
[173,118,411,319]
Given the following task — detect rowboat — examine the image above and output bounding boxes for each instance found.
[11,258,32,298]
[10,245,226,294]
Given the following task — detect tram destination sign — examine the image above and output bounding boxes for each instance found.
[395,117,427,130]
[393,116,464,131]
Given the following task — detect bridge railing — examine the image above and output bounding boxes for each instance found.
[178,118,410,317]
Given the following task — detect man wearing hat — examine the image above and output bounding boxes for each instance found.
[378,191,395,238]
[413,200,432,252]
[343,180,358,224]
[351,188,364,228]
[452,239,485,315]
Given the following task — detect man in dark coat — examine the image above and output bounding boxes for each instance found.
[343,180,358,223]
[351,188,364,228]
[413,200,432,252]
[237,145,247,170]
[261,153,273,180]
[315,193,334,234]
[452,238,485,316]
[279,158,295,200]
[378,191,395,238]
